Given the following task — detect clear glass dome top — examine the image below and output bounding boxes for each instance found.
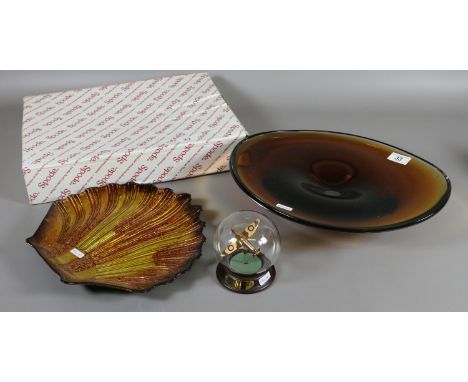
[213,211,281,275]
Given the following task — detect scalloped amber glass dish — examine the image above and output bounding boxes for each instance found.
[27,183,205,292]
[230,130,451,232]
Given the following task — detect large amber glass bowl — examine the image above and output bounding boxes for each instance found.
[26,183,205,292]
[230,130,451,232]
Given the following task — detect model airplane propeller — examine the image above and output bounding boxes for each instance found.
[221,218,261,257]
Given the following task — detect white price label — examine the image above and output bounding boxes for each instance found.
[259,272,271,286]
[387,152,411,165]
[276,203,293,211]
[70,248,86,258]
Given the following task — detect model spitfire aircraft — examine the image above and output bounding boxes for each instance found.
[221,218,261,257]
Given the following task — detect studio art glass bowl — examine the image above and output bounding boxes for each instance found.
[230,130,451,232]
[27,183,205,292]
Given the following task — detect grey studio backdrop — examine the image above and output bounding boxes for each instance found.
[0,71,467,311]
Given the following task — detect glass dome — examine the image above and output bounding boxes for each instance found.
[213,210,281,276]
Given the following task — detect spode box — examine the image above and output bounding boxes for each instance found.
[21,72,248,204]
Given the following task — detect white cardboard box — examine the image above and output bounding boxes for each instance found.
[21,73,248,204]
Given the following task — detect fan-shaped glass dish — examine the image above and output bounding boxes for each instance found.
[26,183,205,292]
[230,130,451,232]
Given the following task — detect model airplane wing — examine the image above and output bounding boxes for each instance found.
[221,240,240,257]
[242,218,260,239]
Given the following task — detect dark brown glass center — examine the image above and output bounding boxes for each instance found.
[230,130,450,232]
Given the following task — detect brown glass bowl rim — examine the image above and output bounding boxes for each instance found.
[229,130,451,233]
[26,182,206,292]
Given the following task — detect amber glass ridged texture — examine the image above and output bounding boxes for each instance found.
[27,183,205,292]
[230,131,451,232]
